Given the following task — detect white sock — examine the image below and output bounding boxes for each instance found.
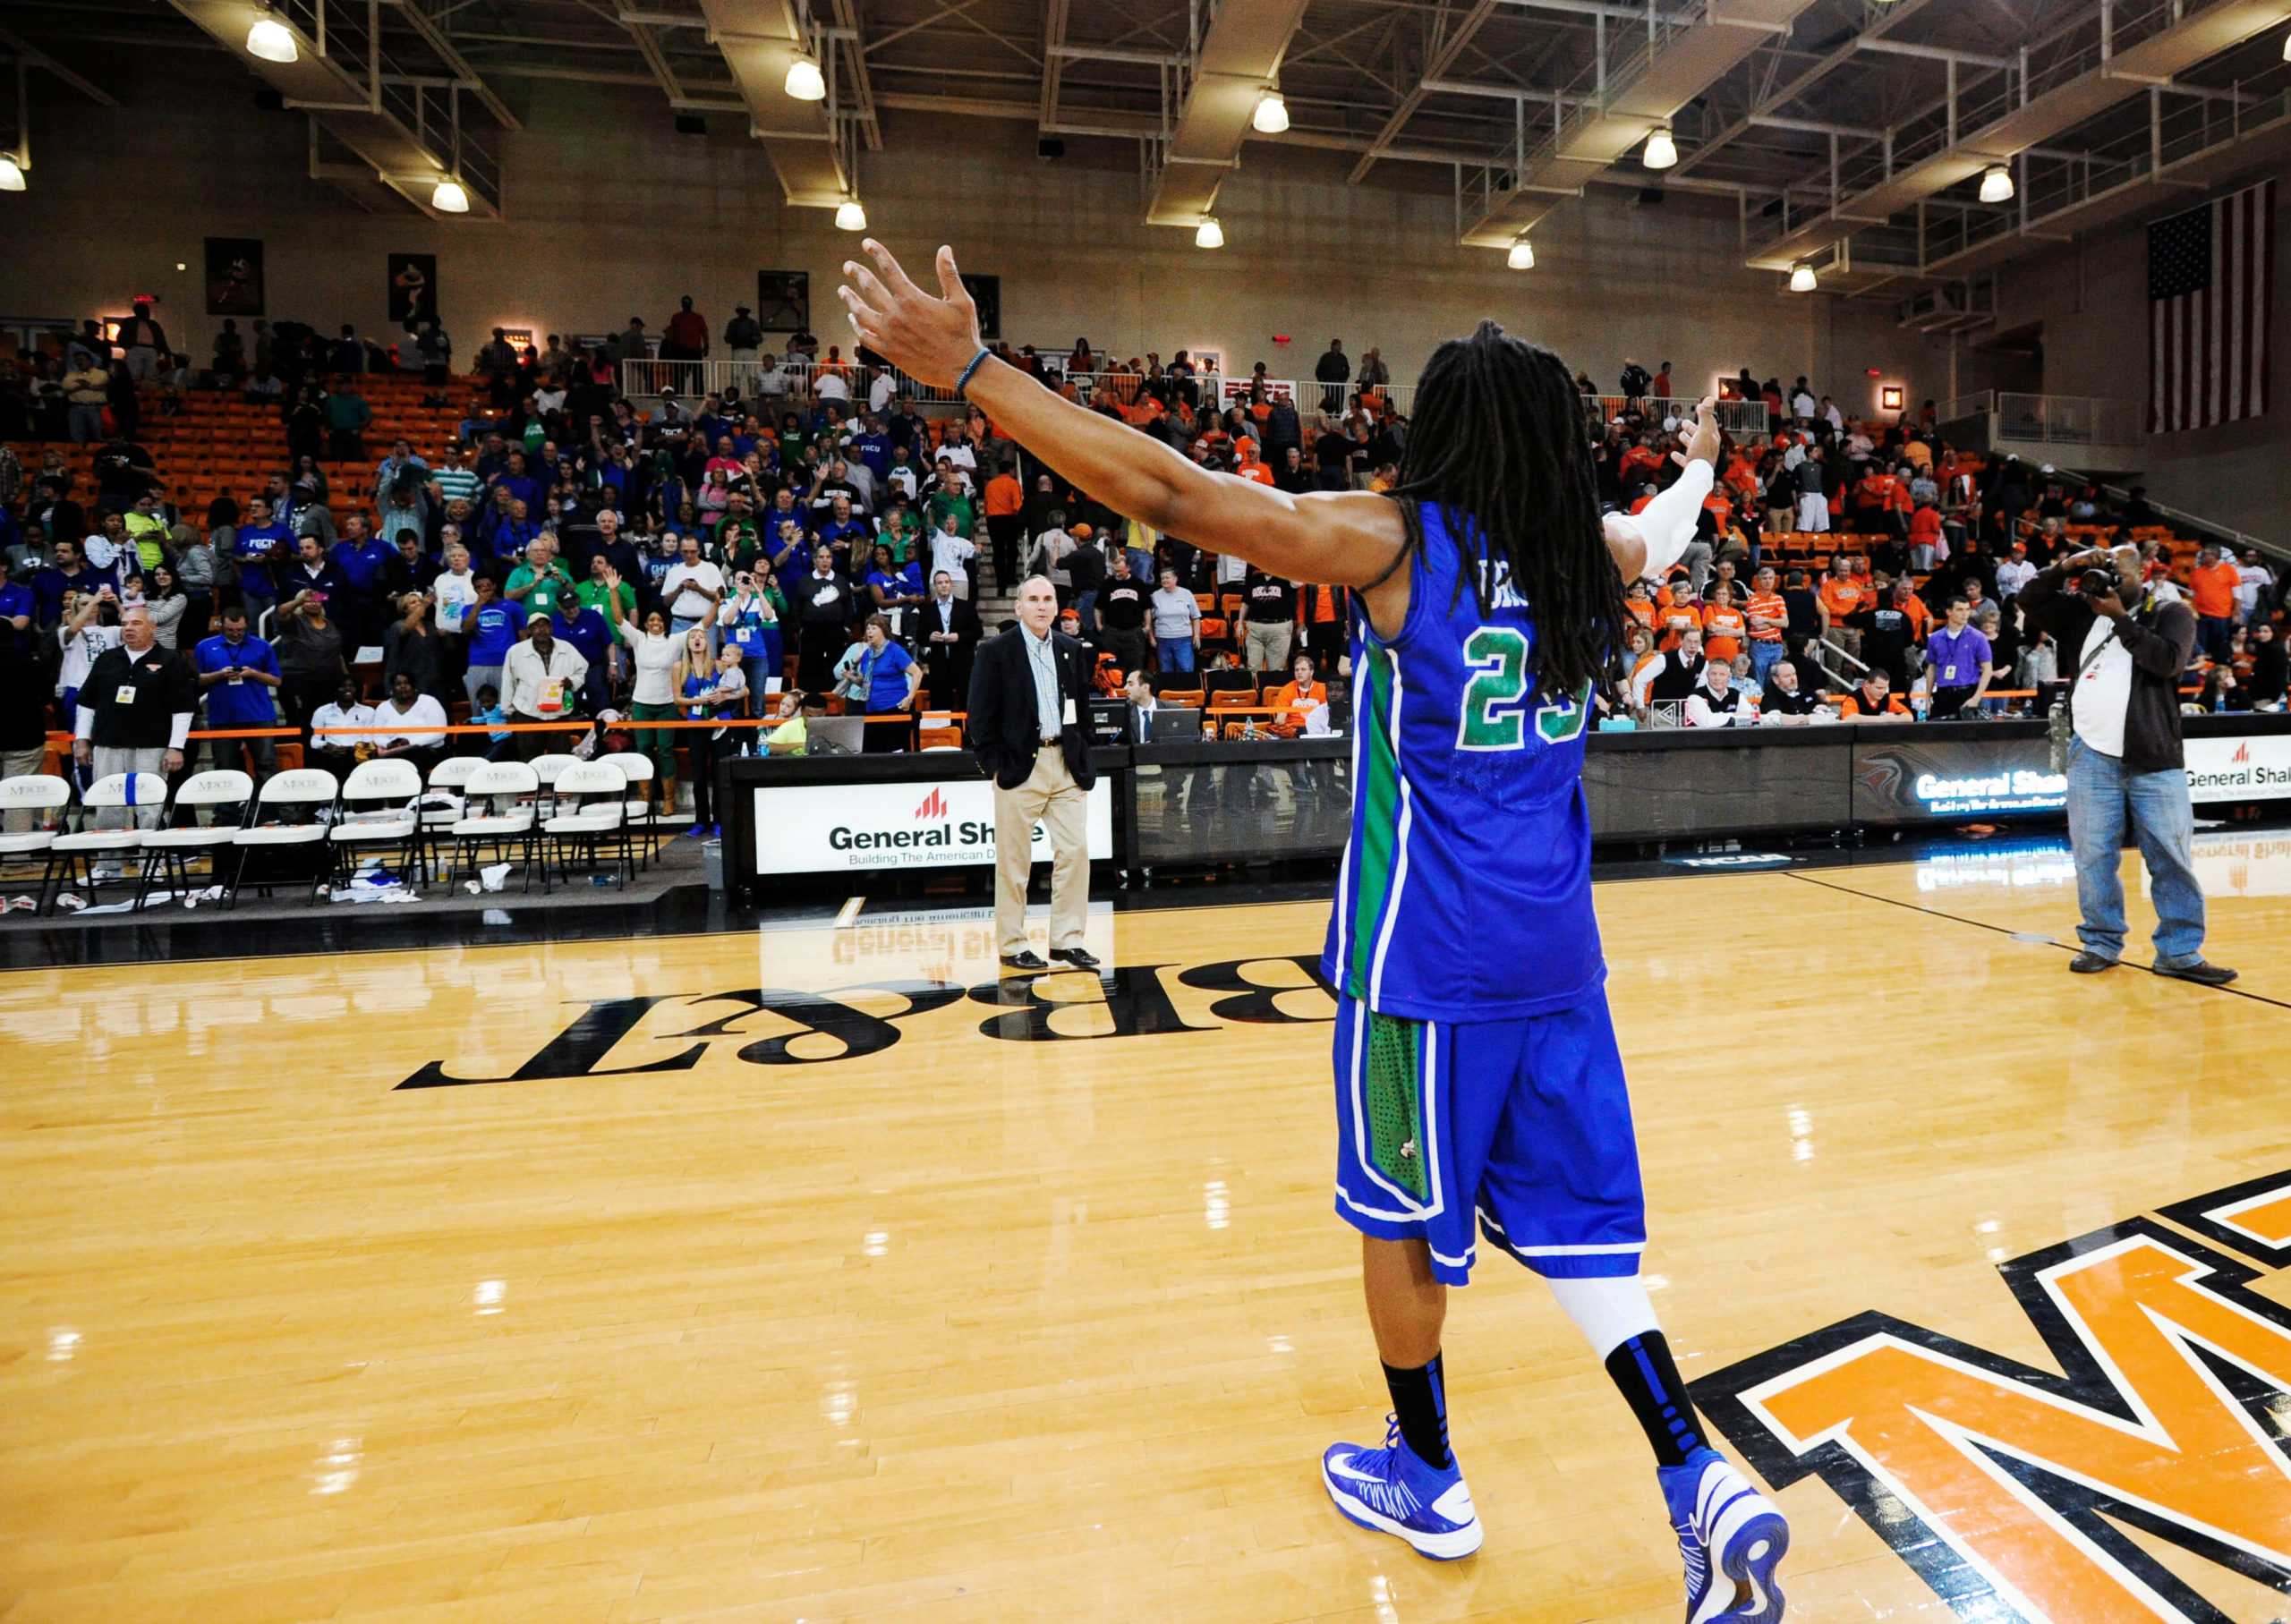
[1546,1274,1661,1363]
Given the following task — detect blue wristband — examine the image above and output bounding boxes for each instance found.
[954,346,992,398]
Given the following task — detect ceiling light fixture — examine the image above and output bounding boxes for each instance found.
[0,155,24,193]
[1252,89,1290,133]
[1507,237,1535,270]
[1642,122,1677,170]
[785,55,826,100]
[1979,162,2014,203]
[1789,262,1817,293]
[246,6,299,62]
[835,199,867,230]
[1195,217,1224,249]
[431,177,470,214]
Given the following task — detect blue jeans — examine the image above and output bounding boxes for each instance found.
[1157,637,1196,675]
[2065,738,2205,965]
[1070,590,1098,634]
[2198,615,2235,665]
[1748,639,1785,687]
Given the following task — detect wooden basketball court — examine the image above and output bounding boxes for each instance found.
[5,841,2291,1621]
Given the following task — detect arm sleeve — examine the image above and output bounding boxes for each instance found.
[1605,460,1714,580]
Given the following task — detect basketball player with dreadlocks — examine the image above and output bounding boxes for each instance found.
[840,242,1789,1622]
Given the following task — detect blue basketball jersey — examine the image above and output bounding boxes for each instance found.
[1321,501,1605,1022]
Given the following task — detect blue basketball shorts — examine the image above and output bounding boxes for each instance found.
[1331,991,1647,1285]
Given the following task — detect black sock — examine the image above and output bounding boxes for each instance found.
[1381,1355,1450,1469]
[1604,1331,1706,1468]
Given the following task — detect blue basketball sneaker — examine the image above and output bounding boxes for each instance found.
[1320,1416,1483,1560]
[1659,1447,1789,1622]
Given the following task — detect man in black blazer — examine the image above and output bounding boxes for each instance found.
[967,574,1098,971]
[917,568,982,706]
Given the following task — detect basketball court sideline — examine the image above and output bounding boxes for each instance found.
[4,842,2289,1621]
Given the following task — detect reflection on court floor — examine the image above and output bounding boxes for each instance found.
[3,867,2289,1621]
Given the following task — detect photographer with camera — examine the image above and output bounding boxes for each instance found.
[2021,543,2234,984]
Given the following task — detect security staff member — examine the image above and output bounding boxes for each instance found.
[1242,566,1298,672]
[1096,552,1151,679]
[967,574,1097,971]
[72,603,195,830]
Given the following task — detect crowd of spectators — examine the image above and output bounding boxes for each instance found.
[1589,388,2287,727]
[4,301,2286,845]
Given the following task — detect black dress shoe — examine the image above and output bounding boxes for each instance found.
[2153,958,2238,986]
[999,949,1049,971]
[2068,951,2118,974]
[1049,947,1100,968]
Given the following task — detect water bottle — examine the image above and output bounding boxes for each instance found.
[1243,716,1258,741]
[1913,690,1929,722]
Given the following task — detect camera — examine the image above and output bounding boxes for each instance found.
[2078,564,2122,599]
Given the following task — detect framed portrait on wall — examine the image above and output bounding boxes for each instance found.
[388,252,439,327]
[205,237,265,316]
[754,270,809,335]
[960,274,1001,342]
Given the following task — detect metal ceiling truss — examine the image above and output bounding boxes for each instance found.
[12,0,2288,290]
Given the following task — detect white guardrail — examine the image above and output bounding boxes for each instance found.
[619,357,1326,416]
[617,361,1774,438]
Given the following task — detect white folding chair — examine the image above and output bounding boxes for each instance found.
[447,761,541,891]
[0,775,72,897]
[329,758,427,891]
[598,751,659,866]
[528,752,581,820]
[136,769,254,907]
[421,754,486,872]
[44,772,168,914]
[540,760,630,890]
[224,768,339,907]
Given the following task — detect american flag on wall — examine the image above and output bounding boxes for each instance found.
[2148,177,2274,432]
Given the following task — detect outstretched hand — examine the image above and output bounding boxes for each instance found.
[839,241,985,389]
[1671,395,1721,470]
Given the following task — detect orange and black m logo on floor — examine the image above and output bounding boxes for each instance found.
[1693,1169,2291,1621]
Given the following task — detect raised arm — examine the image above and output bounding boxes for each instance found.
[1601,405,1718,581]
[839,242,1403,591]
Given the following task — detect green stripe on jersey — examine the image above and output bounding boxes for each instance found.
[1347,644,1402,999]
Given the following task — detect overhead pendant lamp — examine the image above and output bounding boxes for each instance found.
[1507,237,1535,270]
[1979,162,2014,203]
[1642,122,1677,170]
[1789,262,1817,293]
[246,5,299,62]
[785,55,826,100]
[431,176,470,214]
[835,199,867,231]
[1252,89,1290,134]
[0,155,24,192]
[1195,217,1223,249]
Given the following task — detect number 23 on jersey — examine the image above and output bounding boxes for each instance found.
[1456,625,1589,751]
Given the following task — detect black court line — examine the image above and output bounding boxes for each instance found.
[1782,869,2291,1014]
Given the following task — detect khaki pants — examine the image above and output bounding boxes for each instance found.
[91,745,167,831]
[1243,620,1293,672]
[994,745,1089,956]
[2,746,48,833]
